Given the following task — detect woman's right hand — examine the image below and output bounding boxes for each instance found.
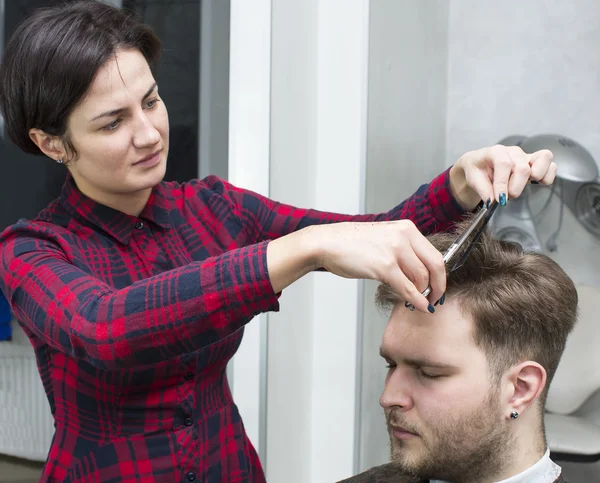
[267,221,445,313]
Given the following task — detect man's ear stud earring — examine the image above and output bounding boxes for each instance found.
[510,410,519,420]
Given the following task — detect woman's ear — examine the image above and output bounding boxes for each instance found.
[29,128,66,162]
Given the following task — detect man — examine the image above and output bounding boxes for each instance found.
[341,218,578,483]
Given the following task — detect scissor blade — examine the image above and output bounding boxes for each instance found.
[406,201,498,309]
[442,201,498,266]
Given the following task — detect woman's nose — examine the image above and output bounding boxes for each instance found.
[133,113,161,148]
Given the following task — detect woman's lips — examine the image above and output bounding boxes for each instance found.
[134,150,161,168]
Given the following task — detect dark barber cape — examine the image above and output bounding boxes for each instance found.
[337,463,568,483]
[337,463,425,483]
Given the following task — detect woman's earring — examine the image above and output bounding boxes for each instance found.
[57,159,64,164]
[510,410,519,420]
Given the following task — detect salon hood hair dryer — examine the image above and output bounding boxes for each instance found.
[494,134,600,252]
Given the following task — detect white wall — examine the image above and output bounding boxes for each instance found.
[267,1,369,482]
[266,2,318,481]
[358,0,450,472]
[446,0,600,166]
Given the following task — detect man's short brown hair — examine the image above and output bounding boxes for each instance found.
[376,215,579,406]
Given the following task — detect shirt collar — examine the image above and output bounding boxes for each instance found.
[431,449,561,483]
[59,174,171,245]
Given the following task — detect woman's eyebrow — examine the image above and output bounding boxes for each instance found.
[90,82,158,122]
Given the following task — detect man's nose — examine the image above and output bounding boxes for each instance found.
[379,367,414,410]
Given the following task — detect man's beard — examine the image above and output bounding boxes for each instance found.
[386,390,514,483]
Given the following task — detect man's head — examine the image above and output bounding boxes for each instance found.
[376,217,578,482]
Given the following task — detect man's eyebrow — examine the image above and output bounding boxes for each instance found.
[90,82,158,122]
[402,357,456,370]
[379,346,455,369]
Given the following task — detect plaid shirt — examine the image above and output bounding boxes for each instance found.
[0,171,464,483]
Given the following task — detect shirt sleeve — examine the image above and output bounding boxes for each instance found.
[0,221,279,371]
[204,167,467,243]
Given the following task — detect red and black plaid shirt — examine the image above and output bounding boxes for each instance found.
[0,171,464,483]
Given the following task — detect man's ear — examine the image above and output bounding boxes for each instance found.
[29,128,66,162]
[503,361,547,420]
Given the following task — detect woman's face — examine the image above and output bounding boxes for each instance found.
[64,48,169,212]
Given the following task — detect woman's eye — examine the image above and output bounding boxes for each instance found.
[145,98,159,109]
[103,119,121,131]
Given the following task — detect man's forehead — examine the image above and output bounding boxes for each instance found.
[382,300,477,361]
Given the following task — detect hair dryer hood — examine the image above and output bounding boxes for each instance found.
[519,134,599,183]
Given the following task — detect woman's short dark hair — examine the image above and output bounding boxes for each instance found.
[0,0,161,158]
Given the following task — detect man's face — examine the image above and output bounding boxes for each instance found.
[379,298,513,481]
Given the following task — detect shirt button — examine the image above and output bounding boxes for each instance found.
[135,221,144,230]
[187,472,196,481]
[184,417,193,427]
[184,372,194,381]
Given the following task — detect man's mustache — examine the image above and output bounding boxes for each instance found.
[386,409,420,435]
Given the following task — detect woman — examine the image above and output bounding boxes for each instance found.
[0,2,556,482]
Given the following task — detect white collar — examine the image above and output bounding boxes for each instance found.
[431,448,561,483]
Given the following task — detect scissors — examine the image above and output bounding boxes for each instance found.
[405,200,499,311]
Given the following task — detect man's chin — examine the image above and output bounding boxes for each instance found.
[390,440,428,475]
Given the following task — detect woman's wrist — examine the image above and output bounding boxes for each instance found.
[449,160,481,211]
[266,226,323,293]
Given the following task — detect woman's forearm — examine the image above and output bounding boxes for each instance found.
[266,226,321,293]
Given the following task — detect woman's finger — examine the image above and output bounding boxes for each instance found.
[406,232,446,303]
[539,161,558,185]
[385,265,431,314]
[506,147,531,200]
[464,164,494,206]
[395,248,431,295]
[529,150,555,183]
[489,146,513,205]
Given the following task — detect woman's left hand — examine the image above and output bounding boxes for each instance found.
[449,144,557,211]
